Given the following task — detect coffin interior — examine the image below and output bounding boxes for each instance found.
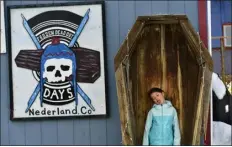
[114,15,213,146]
[126,24,201,145]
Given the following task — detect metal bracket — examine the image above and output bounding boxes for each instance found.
[197,57,206,67]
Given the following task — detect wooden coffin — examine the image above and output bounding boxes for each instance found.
[114,15,213,145]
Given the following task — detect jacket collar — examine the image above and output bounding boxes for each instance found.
[152,100,172,109]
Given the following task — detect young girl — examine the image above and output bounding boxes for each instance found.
[143,87,181,145]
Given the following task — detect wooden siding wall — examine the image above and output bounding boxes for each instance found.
[1,0,199,145]
[212,50,232,74]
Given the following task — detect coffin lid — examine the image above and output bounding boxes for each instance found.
[114,15,213,71]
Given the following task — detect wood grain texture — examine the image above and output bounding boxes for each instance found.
[115,64,135,145]
[202,67,213,136]
[114,15,213,145]
[192,66,204,145]
[177,45,183,141]
[14,47,100,83]
[178,33,190,144]
[137,15,188,21]
[135,26,148,145]
[161,25,167,92]
[180,20,213,71]
[163,24,180,137]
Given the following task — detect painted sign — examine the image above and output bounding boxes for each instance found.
[1,1,6,53]
[8,2,107,119]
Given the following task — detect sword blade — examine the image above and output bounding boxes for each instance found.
[76,83,95,111]
[21,14,42,49]
[25,83,40,112]
[68,8,90,47]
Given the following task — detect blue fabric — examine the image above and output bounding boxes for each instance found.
[40,43,77,106]
[143,100,181,145]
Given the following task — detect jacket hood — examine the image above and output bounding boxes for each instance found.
[152,100,173,109]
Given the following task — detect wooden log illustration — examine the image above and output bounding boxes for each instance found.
[15,50,43,71]
[15,47,100,83]
[75,47,101,83]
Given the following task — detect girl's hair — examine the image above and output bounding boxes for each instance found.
[148,87,164,97]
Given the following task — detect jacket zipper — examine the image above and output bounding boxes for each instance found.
[161,104,163,145]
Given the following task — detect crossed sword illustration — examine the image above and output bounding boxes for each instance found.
[22,9,95,113]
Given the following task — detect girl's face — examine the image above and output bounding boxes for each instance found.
[150,92,164,105]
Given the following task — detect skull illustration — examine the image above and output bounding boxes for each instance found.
[43,58,73,82]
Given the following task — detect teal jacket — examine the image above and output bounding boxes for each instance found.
[142,100,181,145]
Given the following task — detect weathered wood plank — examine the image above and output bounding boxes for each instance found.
[186,53,200,145]
[202,67,212,136]
[114,15,213,146]
[114,40,127,71]
[129,50,139,144]
[115,15,212,73]
[145,20,179,24]
[178,33,190,145]
[177,43,184,142]
[130,42,139,144]
[180,20,213,71]
[115,64,135,145]
[122,59,136,145]
[164,23,179,127]
[133,25,162,145]
[179,22,200,61]
[135,26,148,145]
[161,24,167,92]
[144,25,162,90]
[192,66,204,145]
[137,15,188,21]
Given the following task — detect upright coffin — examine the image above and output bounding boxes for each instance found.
[114,15,213,145]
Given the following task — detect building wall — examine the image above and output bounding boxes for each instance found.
[211,0,231,75]
[211,0,232,75]
[1,0,199,145]
[211,0,231,48]
[212,49,231,74]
